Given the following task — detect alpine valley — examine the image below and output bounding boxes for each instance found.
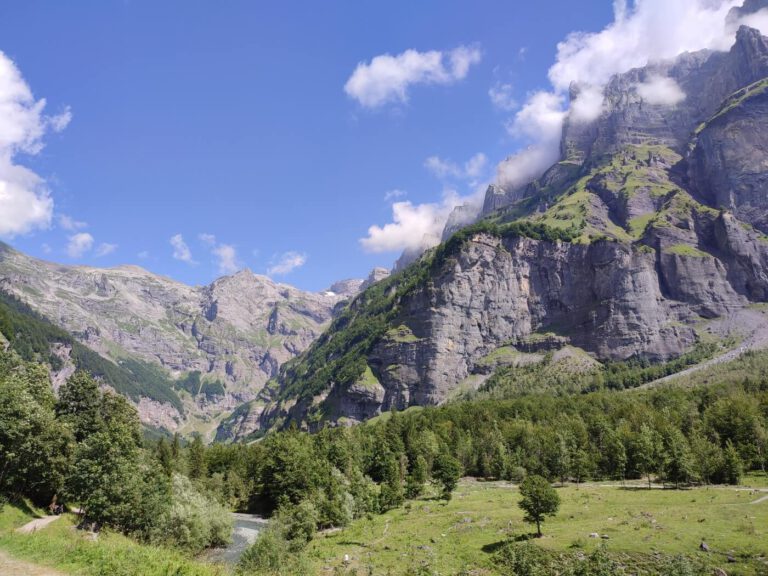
[245,22,768,434]
[5,2,768,576]
[0,240,378,437]
[5,16,768,445]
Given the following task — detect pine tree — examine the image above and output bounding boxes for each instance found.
[187,434,207,480]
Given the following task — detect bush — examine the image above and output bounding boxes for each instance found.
[275,498,318,549]
[154,474,232,552]
[236,525,310,576]
[493,542,555,576]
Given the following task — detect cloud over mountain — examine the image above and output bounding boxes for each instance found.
[496,0,763,189]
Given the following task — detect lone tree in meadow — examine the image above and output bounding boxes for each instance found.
[518,475,560,537]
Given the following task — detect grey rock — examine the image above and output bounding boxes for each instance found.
[258,26,768,431]
[360,267,391,290]
[0,242,354,436]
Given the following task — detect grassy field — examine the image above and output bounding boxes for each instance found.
[307,478,768,575]
[0,504,227,576]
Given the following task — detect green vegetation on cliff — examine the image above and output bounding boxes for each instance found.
[0,291,183,411]
[274,219,581,411]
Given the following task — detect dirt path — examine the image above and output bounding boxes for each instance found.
[0,549,67,576]
[15,515,62,534]
[751,494,768,504]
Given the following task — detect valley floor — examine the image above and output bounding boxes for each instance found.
[3,476,768,575]
[308,476,768,575]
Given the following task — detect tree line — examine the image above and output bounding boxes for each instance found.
[3,329,768,571]
[0,348,230,552]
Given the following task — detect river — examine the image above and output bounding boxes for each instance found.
[206,513,268,564]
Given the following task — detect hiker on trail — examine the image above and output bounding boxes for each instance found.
[48,495,58,515]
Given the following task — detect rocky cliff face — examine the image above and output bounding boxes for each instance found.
[0,243,360,436]
[250,24,768,434]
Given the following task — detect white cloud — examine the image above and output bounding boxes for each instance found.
[493,0,755,191]
[363,0,766,261]
[739,8,768,34]
[137,251,149,259]
[41,243,51,254]
[212,243,239,275]
[360,189,483,254]
[497,91,566,188]
[0,50,69,237]
[384,189,407,202]
[58,214,87,231]
[267,251,307,276]
[464,153,488,179]
[48,107,72,133]
[66,232,94,258]
[344,44,481,108]
[94,243,117,257]
[489,82,518,111]
[198,232,216,246]
[496,145,561,190]
[424,152,487,181]
[547,0,740,94]
[635,74,687,105]
[569,85,606,123]
[197,233,241,275]
[170,234,195,264]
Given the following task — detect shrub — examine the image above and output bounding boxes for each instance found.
[237,525,310,576]
[493,542,554,576]
[154,474,232,552]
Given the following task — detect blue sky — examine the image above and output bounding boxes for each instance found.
[1,0,740,290]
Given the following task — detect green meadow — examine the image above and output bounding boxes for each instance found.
[307,478,768,575]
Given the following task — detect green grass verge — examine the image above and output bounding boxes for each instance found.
[0,507,225,576]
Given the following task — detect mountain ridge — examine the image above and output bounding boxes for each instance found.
[0,240,367,436]
[240,24,768,437]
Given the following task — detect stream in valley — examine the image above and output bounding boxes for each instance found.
[206,513,268,564]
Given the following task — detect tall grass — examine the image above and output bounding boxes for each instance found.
[0,507,225,576]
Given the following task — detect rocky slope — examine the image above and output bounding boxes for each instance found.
[244,23,768,435]
[0,242,362,435]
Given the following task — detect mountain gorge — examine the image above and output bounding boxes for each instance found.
[242,22,768,436]
[0,242,365,435]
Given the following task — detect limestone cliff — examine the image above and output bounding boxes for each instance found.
[247,26,768,435]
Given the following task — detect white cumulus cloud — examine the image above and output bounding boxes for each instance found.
[384,189,407,202]
[198,233,241,275]
[0,50,70,237]
[94,243,117,257]
[497,91,566,188]
[489,82,518,111]
[212,243,239,275]
[267,251,307,276]
[344,45,481,108]
[66,232,94,258]
[58,214,87,231]
[493,0,759,191]
[360,189,483,254]
[198,232,216,246]
[424,153,488,181]
[170,234,194,264]
[635,74,687,105]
